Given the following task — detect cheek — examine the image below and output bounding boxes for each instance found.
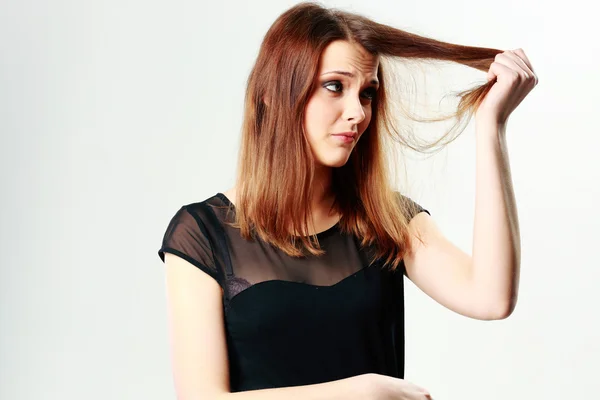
[359,106,373,132]
[305,96,336,133]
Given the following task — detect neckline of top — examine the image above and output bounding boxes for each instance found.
[215,192,341,240]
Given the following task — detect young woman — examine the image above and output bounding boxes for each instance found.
[158,2,537,399]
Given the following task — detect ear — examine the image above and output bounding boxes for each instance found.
[262,95,270,106]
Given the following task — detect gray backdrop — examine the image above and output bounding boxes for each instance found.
[1,0,597,399]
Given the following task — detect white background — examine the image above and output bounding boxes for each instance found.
[1,0,598,399]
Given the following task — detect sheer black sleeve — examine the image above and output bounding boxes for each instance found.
[395,191,431,221]
[158,206,219,283]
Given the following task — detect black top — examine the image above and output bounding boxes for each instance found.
[158,192,430,392]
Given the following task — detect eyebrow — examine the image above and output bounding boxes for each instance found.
[321,70,379,86]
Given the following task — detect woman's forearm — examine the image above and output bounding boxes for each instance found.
[217,373,373,400]
[471,119,521,317]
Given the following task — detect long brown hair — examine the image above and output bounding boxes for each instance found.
[227,1,501,271]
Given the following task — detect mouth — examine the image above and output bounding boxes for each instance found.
[331,132,358,143]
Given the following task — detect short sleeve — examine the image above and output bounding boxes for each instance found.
[395,191,431,222]
[158,206,219,282]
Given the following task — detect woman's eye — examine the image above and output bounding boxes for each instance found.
[322,81,376,101]
[362,88,377,100]
[323,81,342,92]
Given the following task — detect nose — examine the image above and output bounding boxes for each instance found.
[342,95,366,125]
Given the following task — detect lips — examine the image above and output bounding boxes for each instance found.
[331,132,356,144]
[331,132,357,139]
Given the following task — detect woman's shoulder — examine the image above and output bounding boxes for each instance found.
[181,190,231,211]
[176,190,235,231]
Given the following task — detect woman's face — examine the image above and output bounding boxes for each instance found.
[304,40,380,168]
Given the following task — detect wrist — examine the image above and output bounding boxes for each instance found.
[475,118,507,140]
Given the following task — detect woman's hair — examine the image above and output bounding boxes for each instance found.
[227,1,501,271]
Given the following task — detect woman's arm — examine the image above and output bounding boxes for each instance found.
[218,374,372,400]
[470,121,521,316]
[219,373,433,400]
[402,123,521,321]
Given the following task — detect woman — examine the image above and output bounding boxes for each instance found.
[158,2,537,399]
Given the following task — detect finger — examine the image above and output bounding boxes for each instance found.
[410,382,432,398]
[494,52,530,80]
[513,48,538,85]
[505,51,533,77]
[504,50,538,86]
[487,60,517,84]
[513,48,535,73]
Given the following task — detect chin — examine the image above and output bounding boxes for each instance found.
[318,154,351,168]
